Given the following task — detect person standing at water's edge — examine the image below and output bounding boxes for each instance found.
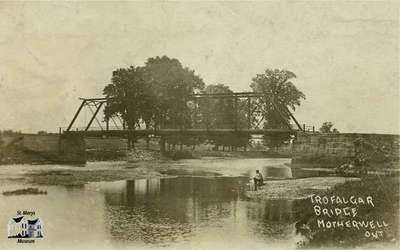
[253,170,264,191]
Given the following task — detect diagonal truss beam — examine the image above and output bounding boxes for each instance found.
[267,96,294,131]
[87,104,104,130]
[282,105,303,131]
[85,102,104,131]
[67,92,304,133]
[66,100,86,131]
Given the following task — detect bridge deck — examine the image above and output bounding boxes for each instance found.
[64,128,296,137]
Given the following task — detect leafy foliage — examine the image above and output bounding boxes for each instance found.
[250,69,305,129]
[103,56,205,131]
[103,66,151,130]
[250,69,305,149]
[319,122,339,133]
[103,62,305,151]
[143,56,205,129]
[198,84,249,149]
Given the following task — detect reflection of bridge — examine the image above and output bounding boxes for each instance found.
[64,92,310,137]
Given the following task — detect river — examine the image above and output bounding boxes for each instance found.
[0,158,315,250]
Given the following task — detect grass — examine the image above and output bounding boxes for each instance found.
[294,175,399,248]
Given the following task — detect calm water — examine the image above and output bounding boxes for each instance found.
[0,158,311,250]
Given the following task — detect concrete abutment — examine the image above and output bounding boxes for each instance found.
[22,133,86,164]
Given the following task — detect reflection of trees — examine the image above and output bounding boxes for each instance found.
[264,166,293,179]
[102,177,241,245]
[247,200,294,222]
[247,200,295,239]
[102,177,299,245]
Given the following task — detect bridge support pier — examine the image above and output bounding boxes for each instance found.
[58,134,86,163]
[22,133,86,164]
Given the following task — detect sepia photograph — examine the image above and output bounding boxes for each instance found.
[0,1,399,249]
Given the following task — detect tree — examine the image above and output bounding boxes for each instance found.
[142,56,205,150]
[198,84,249,150]
[103,66,151,148]
[250,69,305,149]
[103,57,205,150]
[319,122,339,133]
[143,56,205,129]
[250,69,305,128]
[199,84,234,129]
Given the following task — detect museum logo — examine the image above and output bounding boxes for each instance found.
[7,210,43,243]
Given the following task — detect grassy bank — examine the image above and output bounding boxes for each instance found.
[294,176,399,248]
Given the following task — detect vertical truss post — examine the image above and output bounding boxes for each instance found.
[85,102,104,131]
[66,100,86,131]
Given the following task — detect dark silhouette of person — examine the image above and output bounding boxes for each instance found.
[253,170,264,190]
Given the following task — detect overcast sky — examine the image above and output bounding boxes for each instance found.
[0,1,399,134]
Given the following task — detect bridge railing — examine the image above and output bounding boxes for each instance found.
[61,123,316,134]
[60,126,124,133]
[302,125,316,133]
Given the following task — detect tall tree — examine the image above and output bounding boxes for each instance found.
[143,56,205,129]
[250,69,305,150]
[103,66,151,148]
[250,69,305,129]
[199,84,234,129]
[198,84,249,150]
[141,56,205,150]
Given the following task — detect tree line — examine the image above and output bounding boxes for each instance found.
[103,56,306,150]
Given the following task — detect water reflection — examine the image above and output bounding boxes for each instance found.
[264,166,293,179]
[291,168,332,178]
[0,158,304,249]
[245,165,331,180]
[94,177,298,248]
[248,165,332,180]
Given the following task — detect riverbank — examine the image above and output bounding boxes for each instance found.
[1,158,291,187]
[294,176,399,249]
[245,177,360,200]
[244,174,399,248]
[22,163,168,186]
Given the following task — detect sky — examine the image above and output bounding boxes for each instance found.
[0,1,399,134]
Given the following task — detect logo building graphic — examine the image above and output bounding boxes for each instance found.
[8,216,43,238]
